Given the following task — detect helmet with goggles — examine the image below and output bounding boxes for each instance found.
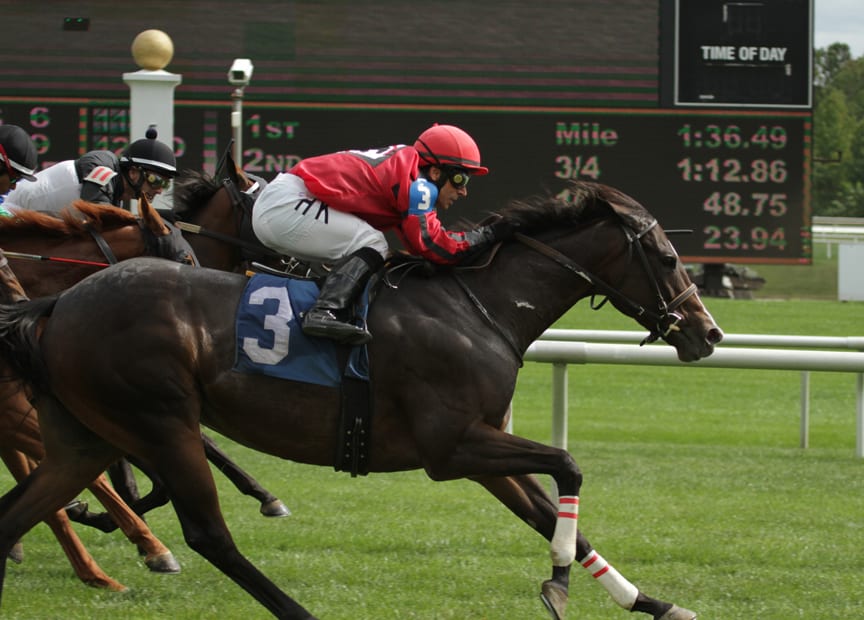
[120,126,177,178]
[0,125,38,181]
[413,124,489,176]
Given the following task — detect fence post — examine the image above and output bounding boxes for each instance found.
[857,373,864,458]
[552,363,568,451]
[800,371,810,448]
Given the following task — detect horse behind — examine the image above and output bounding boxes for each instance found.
[0,181,722,619]
[0,199,288,518]
[170,157,278,273]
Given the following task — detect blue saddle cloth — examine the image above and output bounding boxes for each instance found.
[233,274,368,386]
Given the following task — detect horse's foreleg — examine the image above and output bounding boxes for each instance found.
[87,473,181,574]
[201,433,290,517]
[474,474,695,620]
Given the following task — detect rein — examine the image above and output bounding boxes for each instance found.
[448,220,697,359]
[84,224,119,265]
[452,271,524,365]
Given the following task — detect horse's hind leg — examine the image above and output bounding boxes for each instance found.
[86,473,181,573]
[201,432,290,517]
[107,458,141,507]
[0,447,125,590]
[0,410,128,601]
[130,423,315,619]
[473,474,696,620]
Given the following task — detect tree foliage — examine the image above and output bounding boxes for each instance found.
[814,43,864,216]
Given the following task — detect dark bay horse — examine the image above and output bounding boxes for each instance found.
[0,181,722,619]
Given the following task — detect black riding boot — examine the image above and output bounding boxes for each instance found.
[302,247,383,345]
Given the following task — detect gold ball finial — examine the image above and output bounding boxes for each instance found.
[131,29,174,71]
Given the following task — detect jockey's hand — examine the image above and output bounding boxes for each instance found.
[488,220,518,242]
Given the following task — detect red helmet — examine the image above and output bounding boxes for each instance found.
[413,124,489,175]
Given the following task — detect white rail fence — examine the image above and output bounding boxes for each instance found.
[521,330,864,458]
[812,216,864,258]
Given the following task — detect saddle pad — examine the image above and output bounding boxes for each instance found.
[234,274,343,386]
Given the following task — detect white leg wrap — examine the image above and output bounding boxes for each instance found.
[549,495,578,566]
[580,550,639,609]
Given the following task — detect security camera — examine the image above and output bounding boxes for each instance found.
[228,58,254,87]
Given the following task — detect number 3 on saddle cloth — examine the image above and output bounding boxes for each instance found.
[233,274,371,476]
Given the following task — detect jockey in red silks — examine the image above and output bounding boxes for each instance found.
[252,123,514,345]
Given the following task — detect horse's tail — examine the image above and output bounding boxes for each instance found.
[0,296,57,390]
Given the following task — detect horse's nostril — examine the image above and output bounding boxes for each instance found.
[706,327,724,345]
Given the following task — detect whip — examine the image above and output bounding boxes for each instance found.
[3,250,110,268]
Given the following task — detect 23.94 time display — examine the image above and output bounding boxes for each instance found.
[703,225,787,251]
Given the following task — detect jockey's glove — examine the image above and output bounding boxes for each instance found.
[488,220,518,242]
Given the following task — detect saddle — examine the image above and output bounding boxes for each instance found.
[236,267,373,477]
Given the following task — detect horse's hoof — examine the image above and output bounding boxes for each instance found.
[260,499,291,517]
[86,576,128,592]
[8,541,23,564]
[64,499,89,521]
[540,579,568,620]
[145,551,181,574]
[659,604,697,620]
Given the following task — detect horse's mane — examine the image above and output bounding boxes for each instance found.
[172,170,223,217]
[0,201,138,238]
[488,180,654,234]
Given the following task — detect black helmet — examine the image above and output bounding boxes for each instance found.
[0,124,38,181]
[120,126,177,178]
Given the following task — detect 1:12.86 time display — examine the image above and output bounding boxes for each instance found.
[676,157,788,183]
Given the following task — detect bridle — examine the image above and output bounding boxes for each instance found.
[450,216,699,362]
[514,219,697,345]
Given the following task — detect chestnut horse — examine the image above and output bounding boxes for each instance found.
[0,198,289,525]
[0,181,722,619]
[0,201,183,587]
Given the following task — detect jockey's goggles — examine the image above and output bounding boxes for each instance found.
[444,166,471,189]
[0,145,20,185]
[142,169,171,189]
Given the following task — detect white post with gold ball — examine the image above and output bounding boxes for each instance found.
[123,29,181,210]
[123,29,181,155]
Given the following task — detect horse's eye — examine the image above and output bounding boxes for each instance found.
[661,255,678,269]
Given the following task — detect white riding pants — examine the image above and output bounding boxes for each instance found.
[251,173,388,264]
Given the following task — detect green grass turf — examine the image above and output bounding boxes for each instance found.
[0,244,862,619]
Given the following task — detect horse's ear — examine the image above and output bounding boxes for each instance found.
[138,195,171,235]
[597,186,652,231]
[224,151,240,183]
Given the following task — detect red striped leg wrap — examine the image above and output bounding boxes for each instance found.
[550,495,579,566]
[580,550,639,609]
